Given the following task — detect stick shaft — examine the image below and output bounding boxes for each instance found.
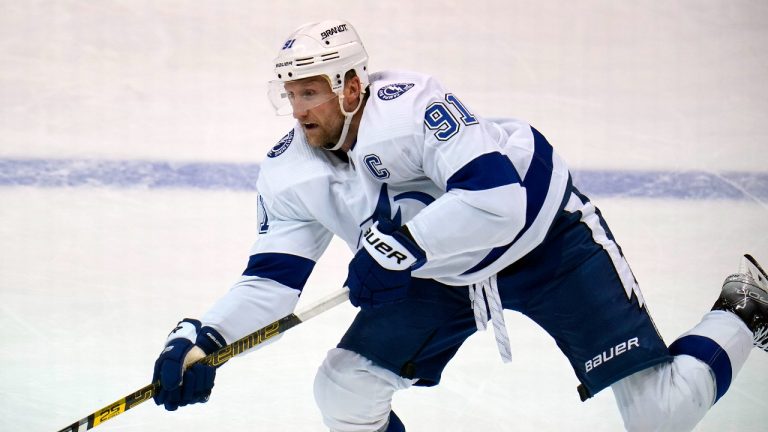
[56,287,349,432]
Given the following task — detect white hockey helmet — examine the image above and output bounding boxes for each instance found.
[267,19,369,116]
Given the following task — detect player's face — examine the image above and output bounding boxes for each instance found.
[285,77,344,148]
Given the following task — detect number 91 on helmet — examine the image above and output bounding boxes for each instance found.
[267,19,370,116]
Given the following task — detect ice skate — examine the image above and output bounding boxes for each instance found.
[712,254,768,352]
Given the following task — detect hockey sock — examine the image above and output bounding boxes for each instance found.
[669,310,753,403]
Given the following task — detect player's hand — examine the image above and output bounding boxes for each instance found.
[152,318,226,411]
[345,219,426,309]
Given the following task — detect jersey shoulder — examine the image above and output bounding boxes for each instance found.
[257,126,339,204]
[359,70,447,145]
[367,70,445,114]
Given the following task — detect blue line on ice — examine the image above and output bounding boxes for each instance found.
[0,158,766,200]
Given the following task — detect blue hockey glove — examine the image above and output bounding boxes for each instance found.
[152,318,227,411]
[346,219,426,309]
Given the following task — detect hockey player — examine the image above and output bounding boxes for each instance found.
[151,20,768,431]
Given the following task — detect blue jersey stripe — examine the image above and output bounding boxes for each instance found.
[522,127,555,232]
[446,151,521,192]
[394,191,436,206]
[242,253,315,291]
[461,127,557,275]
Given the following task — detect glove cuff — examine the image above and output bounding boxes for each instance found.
[394,225,426,270]
[195,326,227,355]
[362,222,426,271]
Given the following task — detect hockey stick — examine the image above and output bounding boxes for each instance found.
[56,287,350,432]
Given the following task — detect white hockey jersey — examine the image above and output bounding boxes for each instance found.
[202,70,570,344]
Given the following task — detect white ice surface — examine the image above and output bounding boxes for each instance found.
[1,190,766,432]
[1,1,767,431]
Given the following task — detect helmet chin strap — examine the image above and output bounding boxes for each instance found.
[323,91,366,151]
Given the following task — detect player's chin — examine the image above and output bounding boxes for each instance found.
[305,128,339,149]
[305,134,325,148]
[301,126,322,146]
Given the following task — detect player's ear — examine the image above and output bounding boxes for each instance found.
[342,74,362,110]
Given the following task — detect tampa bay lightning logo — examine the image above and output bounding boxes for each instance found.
[356,183,436,249]
[267,129,294,158]
[377,83,415,101]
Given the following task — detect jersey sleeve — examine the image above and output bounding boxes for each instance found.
[406,84,528,267]
[201,176,334,350]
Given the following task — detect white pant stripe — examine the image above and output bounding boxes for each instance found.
[564,193,645,307]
